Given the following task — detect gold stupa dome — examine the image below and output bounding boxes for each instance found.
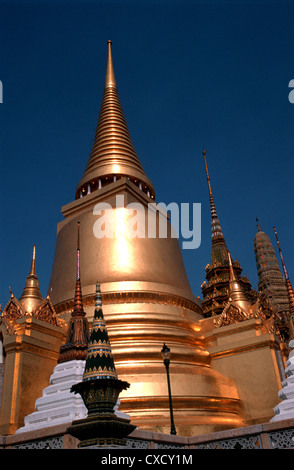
[49,40,196,310]
[48,41,244,436]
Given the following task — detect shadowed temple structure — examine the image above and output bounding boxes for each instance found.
[253,221,291,340]
[201,149,257,318]
[0,41,293,445]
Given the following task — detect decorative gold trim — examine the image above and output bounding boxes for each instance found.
[53,290,203,316]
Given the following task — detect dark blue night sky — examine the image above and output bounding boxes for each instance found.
[1,0,293,307]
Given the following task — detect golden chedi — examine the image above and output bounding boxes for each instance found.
[48,40,244,436]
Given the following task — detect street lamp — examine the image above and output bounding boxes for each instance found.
[161,343,177,435]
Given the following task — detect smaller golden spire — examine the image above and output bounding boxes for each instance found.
[19,246,43,314]
[30,245,36,275]
[228,252,250,311]
[202,148,224,240]
[228,252,236,282]
[58,222,89,364]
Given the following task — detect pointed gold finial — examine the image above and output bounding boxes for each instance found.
[228,251,250,310]
[19,246,43,313]
[105,39,117,89]
[58,222,89,364]
[202,148,225,242]
[228,251,236,282]
[202,148,213,196]
[29,245,36,276]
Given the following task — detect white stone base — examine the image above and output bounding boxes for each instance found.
[16,360,129,433]
[271,345,294,422]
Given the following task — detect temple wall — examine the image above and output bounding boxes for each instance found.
[1,418,294,449]
[0,317,65,435]
[200,317,284,425]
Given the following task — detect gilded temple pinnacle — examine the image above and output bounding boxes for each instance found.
[19,246,43,314]
[105,40,117,89]
[58,222,89,363]
[202,148,228,264]
[76,40,154,200]
[201,149,254,317]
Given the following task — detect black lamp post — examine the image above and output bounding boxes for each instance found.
[161,343,176,435]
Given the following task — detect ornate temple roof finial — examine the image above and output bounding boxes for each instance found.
[30,245,36,276]
[73,221,85,315]
[105,39,117,89]
[228,251,250,309]
[3,247,60,327]
[73,221,84,317]
[19,245,43,313]
[77,221,80,280]
[82,280,117,381]
[228,251,236,282]
[202,148,225,242]
[256,217,262,232]
[203,148,216,218]
[58,222,89,363]
[201,149,254,318]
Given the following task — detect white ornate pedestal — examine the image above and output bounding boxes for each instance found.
[16,360,87,433]
[16,360,129,433]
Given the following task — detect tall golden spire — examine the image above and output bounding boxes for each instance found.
[202,148,229,270]
[19,246,43,314]
[202,148,225,243]
[201,149,254,318]
[76,40,154,199]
